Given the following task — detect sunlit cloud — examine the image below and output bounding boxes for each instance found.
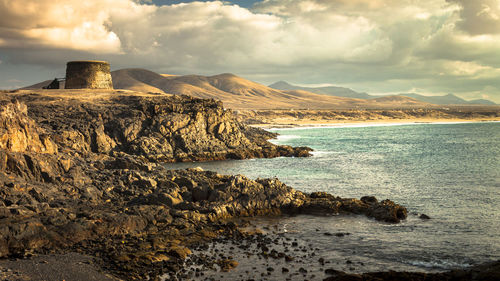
[0,0,499,103]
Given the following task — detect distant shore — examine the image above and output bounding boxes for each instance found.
[250,118,500,129]
[234,107,500,129]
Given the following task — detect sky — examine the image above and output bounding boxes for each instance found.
[1,0,500,103]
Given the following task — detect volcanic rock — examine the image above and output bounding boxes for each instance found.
[0,91,409,280]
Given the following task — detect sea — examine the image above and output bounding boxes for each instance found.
[164,121,500,278]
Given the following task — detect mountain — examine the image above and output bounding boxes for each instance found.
[269,81,497,105]
[399,93,497,105]
[111,68,164,93]
[269,81,372,99]
[467,99,498,105]
[22,68,431,109]
[21,71,497,107]
[111,69,433,109]
[111,69,365,109]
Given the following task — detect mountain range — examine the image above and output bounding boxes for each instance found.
[397,93,496,105]
[22,68,496,109]
[113,69,439,109]
[269,81,372,99]
[269,81,496,105]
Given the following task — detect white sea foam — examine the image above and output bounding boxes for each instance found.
[406,259,472,270]
[310,150,333,157]
[275,134,301,141]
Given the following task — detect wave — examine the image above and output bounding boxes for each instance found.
[406,259,472,270]
[275,134,301,141]
[310,150,333,157]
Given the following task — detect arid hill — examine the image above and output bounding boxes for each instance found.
[23,68,430,110]
[109,68,430,110]
[24,68,499,109]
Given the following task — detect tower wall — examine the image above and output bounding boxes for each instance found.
[65,61,113,89]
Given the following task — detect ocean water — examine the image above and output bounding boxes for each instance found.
[164,122,500,274]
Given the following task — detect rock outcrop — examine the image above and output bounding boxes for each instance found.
[0,100,57,154]
[0,91,408,280]
[0,161,407,279]
[3,91,310,162]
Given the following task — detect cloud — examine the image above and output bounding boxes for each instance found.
[1,0,500,103]
[0,0,153,53]
[6,79,22,83]
[0,0,400,67]
[447,0,500,35]
[415,20,500,69]
[105,0,397,71]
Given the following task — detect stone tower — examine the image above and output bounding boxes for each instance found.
[64,60,113,89]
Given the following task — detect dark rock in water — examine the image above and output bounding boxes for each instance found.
[419,214,431,220]
[325,268,343,275]
[296,193,407,223]
[360,196,378,204]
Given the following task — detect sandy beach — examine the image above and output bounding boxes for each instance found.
[251,118,500,129]
[233,107,500,129]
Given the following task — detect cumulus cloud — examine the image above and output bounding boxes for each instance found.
[1,0,500,103]
[0,0,409,67]
[103,0,397,72]
[0,0,153,53]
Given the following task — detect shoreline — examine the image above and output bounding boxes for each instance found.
[0,92,408,280]
[235,106,500,130]
[2,215,498,281]
[250,118,500,130]
[1,90,499,280]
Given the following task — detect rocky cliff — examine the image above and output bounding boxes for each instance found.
[3,90,310,162]
[0,100,57,154]
[0,90,408,280]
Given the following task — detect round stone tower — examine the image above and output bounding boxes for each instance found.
[64,60,113,89]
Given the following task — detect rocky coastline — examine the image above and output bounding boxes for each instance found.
[0,90,497,280]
